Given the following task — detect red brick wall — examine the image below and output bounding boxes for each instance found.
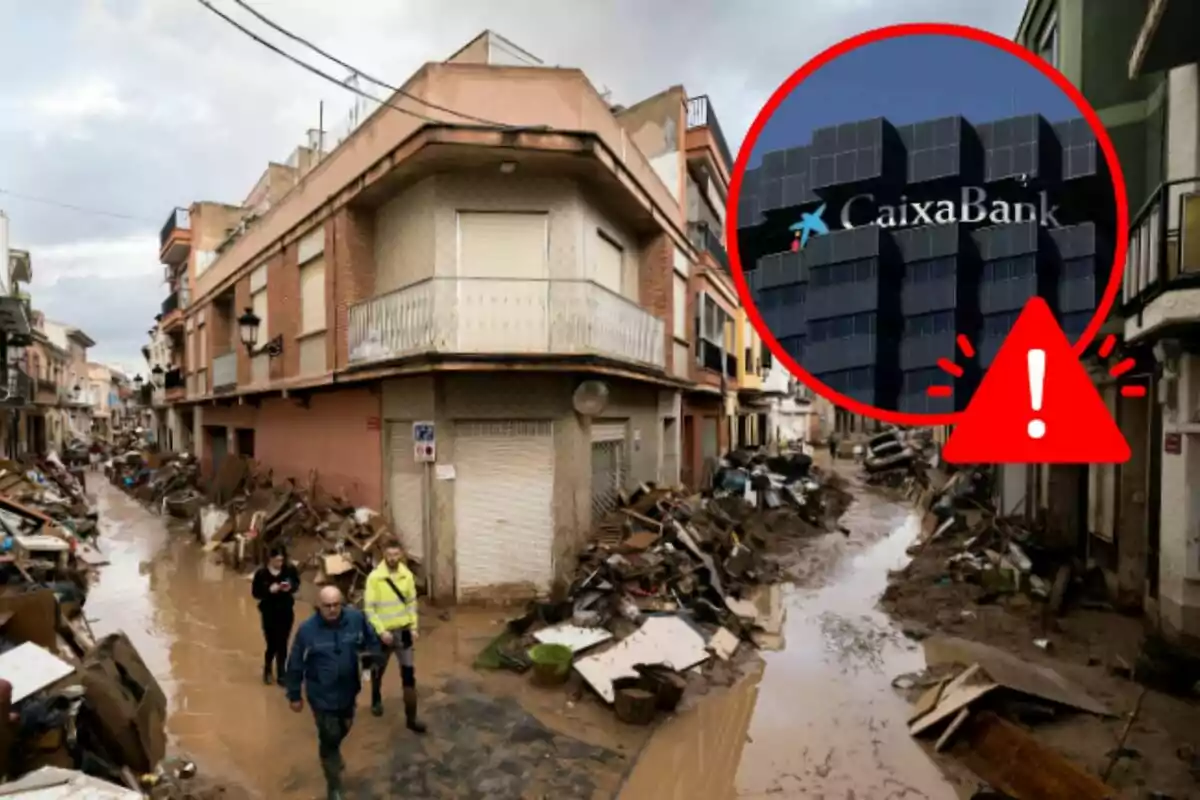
[267,246,300,381]
[329,208,376,370]
[638,233,673,373]
[203,386,383,508]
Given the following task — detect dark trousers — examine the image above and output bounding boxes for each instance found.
[314,707,355,791]
[370,628,415,702]
[261,610,293,678]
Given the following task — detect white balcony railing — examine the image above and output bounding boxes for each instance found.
[212,353,237,393]
[348,278,665,369]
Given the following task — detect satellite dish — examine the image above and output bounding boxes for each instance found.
[572,380,609,417]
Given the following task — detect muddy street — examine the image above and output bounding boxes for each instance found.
[83,470,956,799]
[619,478,958,800]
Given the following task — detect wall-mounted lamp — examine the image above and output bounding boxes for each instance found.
[151,364,165,389]
[238,307,261,355]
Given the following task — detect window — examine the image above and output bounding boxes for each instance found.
[595,230,624,295]
[809,312,875,342]
[299,257,326,335]
[672,274,687,339]
[457,211,549,279]
[251,287,269,342]
[904,311,954,337]
[1036,12,1059,68]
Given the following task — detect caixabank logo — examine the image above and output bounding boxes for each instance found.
[789,186,1063,251]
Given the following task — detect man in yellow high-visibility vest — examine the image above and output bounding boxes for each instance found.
[363,539,426,732]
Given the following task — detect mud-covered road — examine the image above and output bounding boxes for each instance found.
[84,471,957,799]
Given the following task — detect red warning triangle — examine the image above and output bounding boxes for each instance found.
[943,297,1129,464]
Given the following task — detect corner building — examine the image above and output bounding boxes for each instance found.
[737,112,1115,414]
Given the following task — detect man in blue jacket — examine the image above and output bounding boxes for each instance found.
[285,585,381,800]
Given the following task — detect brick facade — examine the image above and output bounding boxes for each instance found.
[329,207,376,371]
[639,233,674,374]
[201,386,383,508]
[267,245,300,381]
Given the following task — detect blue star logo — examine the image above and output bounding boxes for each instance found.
[789,203,828,251]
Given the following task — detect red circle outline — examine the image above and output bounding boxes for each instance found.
[729,22,1130,427]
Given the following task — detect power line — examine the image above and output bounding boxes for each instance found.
[0,188,157,224]
[229,0,510,128]
[196,0,486,129]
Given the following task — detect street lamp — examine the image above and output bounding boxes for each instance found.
[151,364,164,388]
[134,374,144,388]
[238,307,261,355]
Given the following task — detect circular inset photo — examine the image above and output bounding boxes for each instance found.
[731,23,1127,426]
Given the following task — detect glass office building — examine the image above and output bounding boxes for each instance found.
[738,113,1114,413]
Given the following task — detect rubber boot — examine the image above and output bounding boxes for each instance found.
[320,754,343,800]
[403,687,426,734]
[369,669,384,717]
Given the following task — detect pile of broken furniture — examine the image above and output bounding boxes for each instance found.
[0,461,215,797]
[478,455,851,726]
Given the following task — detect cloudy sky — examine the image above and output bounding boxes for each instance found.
[0,0,1026,371]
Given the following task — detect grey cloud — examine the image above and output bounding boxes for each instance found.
[0,0,1027,367]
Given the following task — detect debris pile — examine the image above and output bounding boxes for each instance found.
[859,427,939,495]
[0,471,222,798]
[476,458,852,725]
[898,636,1118,798]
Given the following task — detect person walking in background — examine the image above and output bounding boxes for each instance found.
[251,546,300,685]
[828,432,840,461]
[286,585,380,800]
[363,539,426,732]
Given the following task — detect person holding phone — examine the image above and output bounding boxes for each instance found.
[251,546,301,685]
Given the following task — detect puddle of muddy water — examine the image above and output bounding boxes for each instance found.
[621,486,959,800]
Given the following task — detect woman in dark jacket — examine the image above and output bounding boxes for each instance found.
[251,546,301,685]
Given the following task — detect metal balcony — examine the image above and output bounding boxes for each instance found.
[0,368,34,407]
[1122,176,1200,317]
[160,207,191,264]
[686,95,734,171]
[688,222,730,275]
[162,291,180,317]
[348,278,665,370]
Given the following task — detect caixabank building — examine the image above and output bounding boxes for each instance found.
[736,112,1116,414]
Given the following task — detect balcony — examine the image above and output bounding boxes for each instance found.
[0,369,34,407]
[686,96,734,172]
[164,367,186,401]
[1122,177,1200,339]
[162,291,179,317]
[212,353,238,394]
[160,207,191,265]
[689,222,730,275]
[348,278,665,370]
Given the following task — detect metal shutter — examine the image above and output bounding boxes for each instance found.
[388,424,425,560]
[454,420,554,599]
[590,420,628,519]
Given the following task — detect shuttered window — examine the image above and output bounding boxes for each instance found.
[299,257,326,334]
[251,287,268,339]
[594,231,623,294]
[673,274,687,339]
[457,212,548,279]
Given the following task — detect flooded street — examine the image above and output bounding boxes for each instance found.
[620,478,958,800]
[83,471,955,799]
[83,475,645,798]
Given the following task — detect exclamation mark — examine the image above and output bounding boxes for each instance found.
[1027,349,1046,440]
